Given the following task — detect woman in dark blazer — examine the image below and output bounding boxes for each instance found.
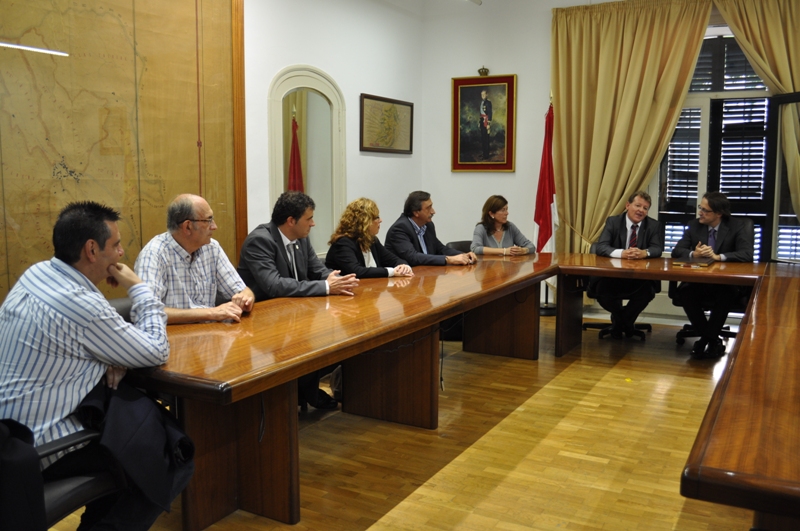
[326,198,414,278]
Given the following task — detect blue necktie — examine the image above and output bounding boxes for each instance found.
[708,228,716,251]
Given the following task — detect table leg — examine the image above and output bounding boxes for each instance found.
[180,397,238,531]
[463,283,540,360]
[179,381,300,531]
[556,273,584,357]
[236,382,300,524]
[342,325,439,429]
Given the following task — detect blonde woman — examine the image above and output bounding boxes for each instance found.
[471,195,535,255]
[327,198,413,278]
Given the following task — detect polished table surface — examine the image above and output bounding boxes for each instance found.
[129,253,799,529]
[680,262,800,526]
[127,253,557,531]
[130,254,557,404]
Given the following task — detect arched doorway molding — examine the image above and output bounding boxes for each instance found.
[267,65,347,250]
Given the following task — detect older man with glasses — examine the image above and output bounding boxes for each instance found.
[135,193,254,323]
[671,191,754,359]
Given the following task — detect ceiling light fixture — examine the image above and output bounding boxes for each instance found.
[467,0,482,5]
[0,42,69,57]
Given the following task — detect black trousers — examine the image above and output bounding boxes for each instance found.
[675,282,742,341]
[593,278,656,331]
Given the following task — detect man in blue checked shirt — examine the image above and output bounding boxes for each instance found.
[0,201,190,529]
[135,193,254,323]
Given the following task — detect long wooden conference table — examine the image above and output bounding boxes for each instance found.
[127,253,800,531]
[127,254,552,531]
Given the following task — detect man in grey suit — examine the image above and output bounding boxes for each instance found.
[672,191,754,359]
[590,191,663,339]
[237,191,359,410]
[237,191,359,300]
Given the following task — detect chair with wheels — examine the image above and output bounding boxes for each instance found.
[583,284,653,340]
[668,280,750,345]
[582,244,653,341]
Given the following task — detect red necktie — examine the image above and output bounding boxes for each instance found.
[629,224,638,249]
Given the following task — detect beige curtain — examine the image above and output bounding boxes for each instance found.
[282,90,308,190]
[551,0,711,253]
[714,0,800,221]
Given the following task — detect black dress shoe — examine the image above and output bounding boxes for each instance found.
[310,389,338,410]
[690,338,708,357]
[692,338,725,360]
[624,327,646,341]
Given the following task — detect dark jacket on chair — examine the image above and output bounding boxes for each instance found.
[77,381,194,511]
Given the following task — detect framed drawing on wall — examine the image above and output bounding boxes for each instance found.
[452,74,517,172]
[360,94,414,154]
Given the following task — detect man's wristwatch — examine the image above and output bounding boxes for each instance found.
[645,250,650,258]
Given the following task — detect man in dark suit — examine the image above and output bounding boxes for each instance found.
[237,191,359,409]
[385,191,477,267]
[590,191,663,339]
[672,191,754,359]
[238,191,359,300]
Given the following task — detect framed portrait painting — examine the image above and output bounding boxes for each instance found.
[451,74,516,172]
[359,94,414,154]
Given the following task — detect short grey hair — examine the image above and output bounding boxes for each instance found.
[167,195,196,231]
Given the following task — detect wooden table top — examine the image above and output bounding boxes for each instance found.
[127,251,799,515]
[128,252,768,406]
[681,262,800,517]
[128,253,558,404]
[556,254,766,285]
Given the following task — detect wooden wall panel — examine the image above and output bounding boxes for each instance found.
[0,0,237,301]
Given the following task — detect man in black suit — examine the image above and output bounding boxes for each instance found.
[385,191,477,267]
[237,191,359,409]
[590,191,663,339]
[672,192,754,359]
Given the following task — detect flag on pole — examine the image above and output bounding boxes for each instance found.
[288,117,304,192]
[534,104,557,252]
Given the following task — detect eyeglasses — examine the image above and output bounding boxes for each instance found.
[698,207,714,214]
[184,217,214,224]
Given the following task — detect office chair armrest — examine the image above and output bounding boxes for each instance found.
[36,430,101,459]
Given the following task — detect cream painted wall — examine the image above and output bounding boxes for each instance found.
[244,0,585,247]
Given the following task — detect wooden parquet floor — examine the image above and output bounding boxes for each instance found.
[53,316,753,530]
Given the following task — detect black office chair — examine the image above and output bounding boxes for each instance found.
[0,420,121,528]
[445,240,472,253]
[582,243,652,341]
[668,281,750,345]
[40,430,122,527]
[439,241,471,341]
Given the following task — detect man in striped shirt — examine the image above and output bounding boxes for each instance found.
[135,193,254,323]
[0,201,182,528]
